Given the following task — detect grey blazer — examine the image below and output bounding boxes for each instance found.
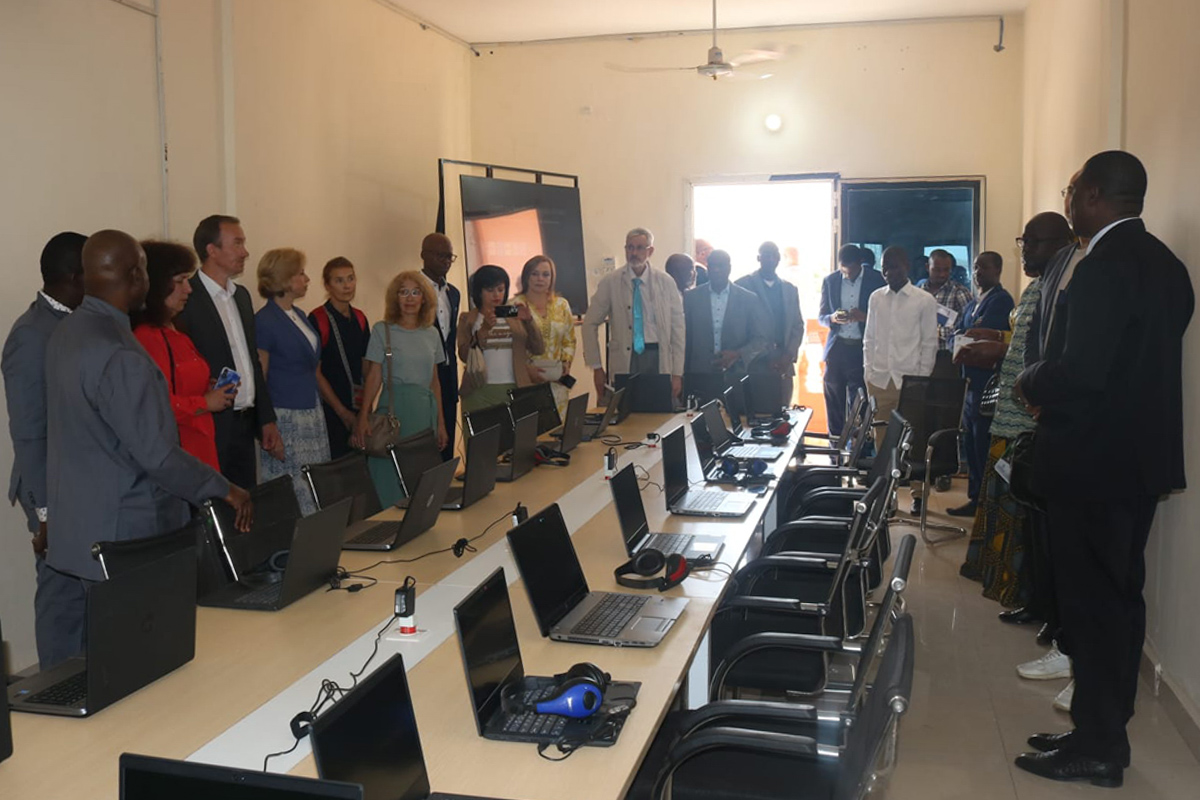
[44,296,229,581]
[735,272,804,372]
[1027,243,1078,367]
[682,283,768,374]
[2,294,69,531]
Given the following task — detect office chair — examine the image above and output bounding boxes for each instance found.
[203,475,300,582]
[387,428,443,498]
[895,375,968,545]
[799,388,867,456]
[91,521,206,585]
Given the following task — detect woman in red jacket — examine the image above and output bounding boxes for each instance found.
[133,240,237,471]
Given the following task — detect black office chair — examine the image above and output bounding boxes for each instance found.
[302,451,382,518]
[388,429,443,498]
[203,475,300,582]
[634,613,915,800]
[91,521,207,588]
[801,388,867,454]
[896,375,968,545]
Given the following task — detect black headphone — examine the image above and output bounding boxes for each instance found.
[501,662,611,719]
[534,444,570,467]
[614,548,690,591]
[751,419,792,439]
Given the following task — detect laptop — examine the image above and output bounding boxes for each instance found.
[701,400,786,461]
[554,393,589,453]
[205,475,300,582]
[508,383,561,436]
[465,402,515,455]
[506,503,687,647]
[581,387,625,441]
[692,416,779,485]
[495,412,537,483]
[614,372,675,413]
[120,753,364,800]
[8,548,197,718]
[722,381,779,444]
[683,372,728,406]
[453,568,629,746]
[398,425,499,511]
[742,371,789,420]
[1,619,11,763]
[342,458,458,551]
[609,463,724,562]
[661,426,756,518]
[200,499,352,611]
[312,653,496,798]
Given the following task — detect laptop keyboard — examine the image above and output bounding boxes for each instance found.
[347,520,402,545]
[645,532,693,556]
[501,686,569,737]
[679,491,728,512]
[25,671,87,707]
[234,582,284,607]
[571,593,648,639]
[724,444,775,460]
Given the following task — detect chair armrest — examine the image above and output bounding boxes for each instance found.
[795,487,865,505]
[653,729,820,799]
[719,593,828,615]
[733,555,840,588]
[927,427,959,447]
[678,699,824,739]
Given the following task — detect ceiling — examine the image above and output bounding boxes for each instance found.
[394,0,1028,45]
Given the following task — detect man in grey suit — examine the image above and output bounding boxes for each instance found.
[737,241,804,404]
[2,232,86,668]
[682,250,768,378]
[43,230,251,661]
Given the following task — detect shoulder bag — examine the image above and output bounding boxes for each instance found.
[978,373,1000,418]
[327,306,365,410]
[362,324,402,458]
[460,317,488,397]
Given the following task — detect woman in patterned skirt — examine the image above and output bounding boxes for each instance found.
[512,255,577,416]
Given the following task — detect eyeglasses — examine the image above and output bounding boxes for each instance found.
[1060,186,1075,198]
[396,288,423,297]
[625,243,650,252]
[1015,236,1044,247]
[423,250,458,263]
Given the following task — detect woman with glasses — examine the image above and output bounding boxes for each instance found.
[512,255,576,416]
[353,271,447,507]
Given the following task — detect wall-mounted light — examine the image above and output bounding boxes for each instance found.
[764,113,783,133]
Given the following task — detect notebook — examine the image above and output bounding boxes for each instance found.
[397,425,499,511]
[609,463,724,561]
[495,412,537,483]
[120,753,363,799]
[581,388,624,441]
[661,426,755,518]
[506,503,687,647]
[342,458,458,551]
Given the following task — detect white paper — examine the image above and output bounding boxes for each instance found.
[936,303,959,329]
[952,335,981,358]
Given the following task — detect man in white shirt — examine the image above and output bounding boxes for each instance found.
[862,245,938,455]
[583,228,686,402]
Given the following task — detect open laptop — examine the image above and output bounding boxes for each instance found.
[614,372,675,413]
[342,458,458,551]
[398,425,499,512]
[661,426,756,518]
[506,503,687,647]
[495,412,537,483]
[554,392,589,453]
[312,652,497,798]
[722,381,779,444]
[465,402,515,455]
[508,383,561,436]
[701,400,786,461]
[8,548,197,718]
[200,499,351,611]
[205,475,300,582]
[1,619,11,763]
[453,569,628,746]
[609,463,724,562]
[120,753,363,800]
[581,387,624,441]
[692,416,779,485]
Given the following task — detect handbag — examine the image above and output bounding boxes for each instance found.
[978,373,1000,418]
[362,324,402,458]
[460,322,489,397]
[1007,430,1043,511]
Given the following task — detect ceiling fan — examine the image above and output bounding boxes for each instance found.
[606,0,786,80]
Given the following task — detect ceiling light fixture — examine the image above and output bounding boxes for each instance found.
[764,114,783,133]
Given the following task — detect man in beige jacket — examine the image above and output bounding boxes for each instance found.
[583,228,687,402]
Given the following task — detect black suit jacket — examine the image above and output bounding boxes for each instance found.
[175,274,275,444]
[1019,220,1193,498]
[1025,243,1078,367]
[818,268,886,359]
[432,281,461,402]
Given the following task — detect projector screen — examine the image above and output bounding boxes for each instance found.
[459,175,588,314]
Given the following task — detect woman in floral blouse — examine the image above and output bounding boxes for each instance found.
[512,255,577,415]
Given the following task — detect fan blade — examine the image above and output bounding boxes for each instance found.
[605,62,699,73]
[729,49,785,68]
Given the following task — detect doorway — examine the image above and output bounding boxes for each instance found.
[690,177,836,430]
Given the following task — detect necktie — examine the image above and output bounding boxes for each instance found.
[632,277,645,355]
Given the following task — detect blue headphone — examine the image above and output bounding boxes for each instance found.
[720,456,768,479]
[501,662,611,719]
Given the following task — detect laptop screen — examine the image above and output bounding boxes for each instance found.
[722,382,747,429]
[508,383,561,436]
[453,568,524,732]
[1,619,11,764]
[691,416,717,471]
[121,753,363,800]
[466,403,515,455]
[311,653,432,800]
[609,464,649,552]
[661,426,689,503]
[505,503,589,636]
[701,401,732,448]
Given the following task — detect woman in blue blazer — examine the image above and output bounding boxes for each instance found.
[255,248,330,514]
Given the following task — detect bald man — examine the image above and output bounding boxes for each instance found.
[44,230,250,663]
[418,233,461,461]
[664,253,696,294]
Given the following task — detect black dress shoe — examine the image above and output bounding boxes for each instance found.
[998,607,1042,625]
[1036,622,1054,646]
[1027,732,1131,767]
[1014,750,1123,787]
[946,501,978,517]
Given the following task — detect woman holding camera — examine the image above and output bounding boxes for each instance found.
[457,264,544,415]
[512,255,576,416]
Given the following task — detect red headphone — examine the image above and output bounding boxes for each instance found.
[614,549,690,591]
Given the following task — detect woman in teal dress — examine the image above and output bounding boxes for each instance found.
[352,270,448,507]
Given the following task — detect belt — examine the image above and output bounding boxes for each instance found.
[836,338,863,346]
[232,407,256,417]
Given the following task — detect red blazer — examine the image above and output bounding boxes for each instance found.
[134,324,221,471]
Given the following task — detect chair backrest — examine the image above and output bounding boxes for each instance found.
[388,429,443,497]
[845,535,916,714]
[896,376,966,475]
[838,388,867,446]
[817,476,886,608]
[205,475,300,581]
[302,451,380,520]
[836,612,914,800]
[92,518,208,583]
[862,410,907,486]
[842,393,876,468]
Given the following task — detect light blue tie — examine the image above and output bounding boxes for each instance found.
[632,277,645,355]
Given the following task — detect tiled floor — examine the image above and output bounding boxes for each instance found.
[886,484,1199,799]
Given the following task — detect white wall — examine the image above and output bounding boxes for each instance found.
[0,0,472,672]
[470,18,1027,296]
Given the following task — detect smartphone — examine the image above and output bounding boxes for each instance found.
[494,305,520,318]
[214,367,241,389]
[558,374,577,389]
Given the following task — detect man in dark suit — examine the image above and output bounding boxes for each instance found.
[175,215,280,489]
[418,233,460,462]
[737,241,804,405]
[1014,151,1193,786]
[2,232,85,668]
[682,250,767,379]
[949,251,1014,516]
[818,244,886,438]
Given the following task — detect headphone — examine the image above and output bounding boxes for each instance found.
[534,444,570,467]
[614,548,690,591]
[501,662,610,719]
[750,419,792,439]
[719,456,769,481]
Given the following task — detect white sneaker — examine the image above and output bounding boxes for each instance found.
[1054,680,1075,711]
[1017,646,1072,680]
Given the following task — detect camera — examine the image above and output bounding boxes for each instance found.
[494,305,520,318]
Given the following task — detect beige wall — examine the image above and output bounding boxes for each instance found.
[0,0,471,672]
[470,18,1026,296]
